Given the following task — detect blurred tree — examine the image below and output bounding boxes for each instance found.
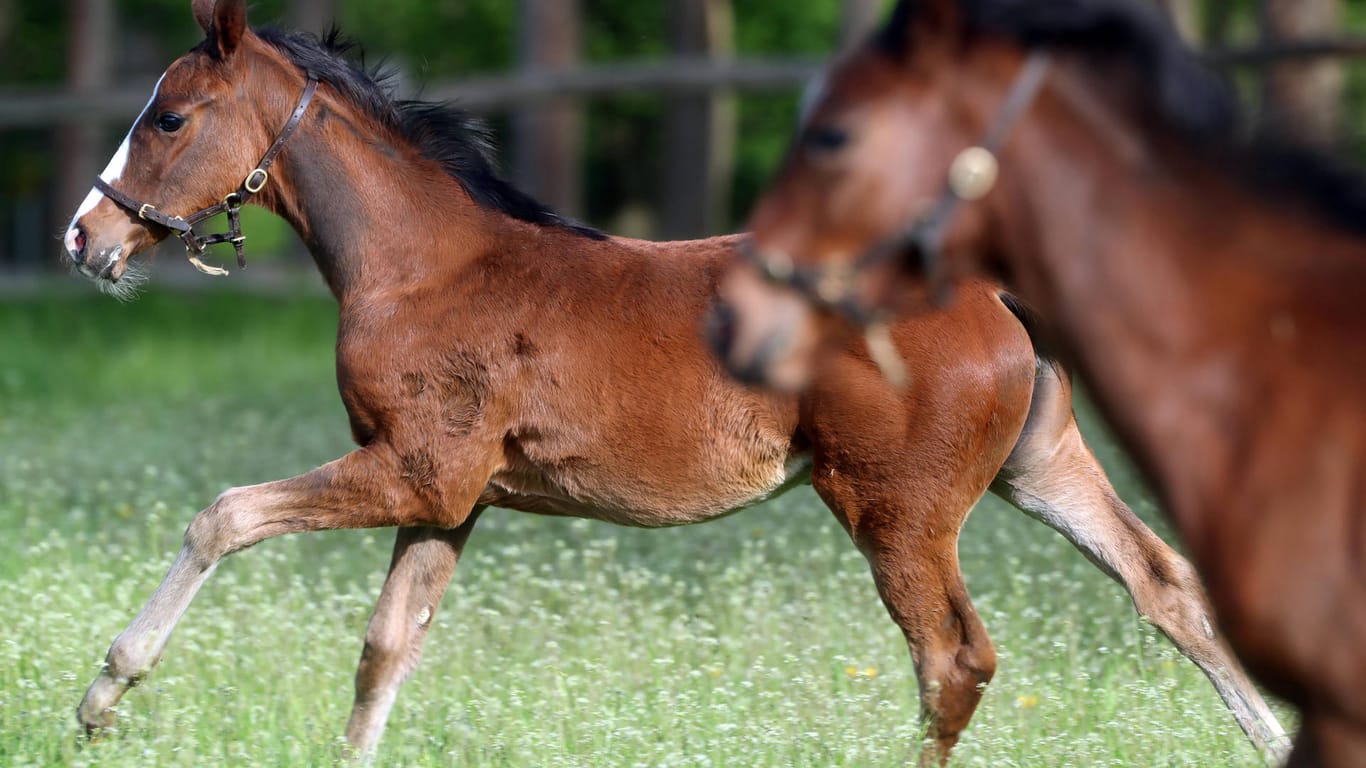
[1262,0,1345,146]
[842,0,882,48]
[513,0,583,217]
[288,0,337,35]
[56,0,113,243]
[662,0,736,239]
[0,0,12,49]
[1158,0,1201,41]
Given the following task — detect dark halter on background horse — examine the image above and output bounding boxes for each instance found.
[746,53,1053,330]
[95,77,320,276]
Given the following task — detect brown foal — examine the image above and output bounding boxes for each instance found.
[65,0,1282,762]
[724,0,1365,765]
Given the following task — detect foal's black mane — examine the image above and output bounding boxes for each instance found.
[250,28,605,241]
[879,0,1366,238]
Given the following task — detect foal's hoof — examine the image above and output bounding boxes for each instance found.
[77,678,122,737]
[77,704,117,737]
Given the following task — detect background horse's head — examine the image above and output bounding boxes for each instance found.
[715,0,1213,389]
[63,0,297,295]
[713,0,1026,388]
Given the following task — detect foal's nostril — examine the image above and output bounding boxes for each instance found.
[65,226,88,265]
[705,300,779,386]
[704,300,737,361]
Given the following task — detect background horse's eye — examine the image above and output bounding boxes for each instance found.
[155,113,186,133]
[804,125,848,153]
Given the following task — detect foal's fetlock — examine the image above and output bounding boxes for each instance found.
[77,673,127,733]
[77,639,153,732]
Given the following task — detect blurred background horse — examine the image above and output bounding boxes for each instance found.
[720,0,1366,765]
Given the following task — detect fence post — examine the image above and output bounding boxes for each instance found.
[841,0,882,48]
[513,0,583,218]
[288,0,338,35]
[54,0,113,266]
[1156,0,1200,43]
[661,0,736,240]
[1261,0,1344,146]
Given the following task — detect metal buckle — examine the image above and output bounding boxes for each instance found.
[948,147,999,201]
[137,203,155,220]
[758,250,794,283]
[243,169,269,194]
[223,192,242,208]
[815,262,854,305]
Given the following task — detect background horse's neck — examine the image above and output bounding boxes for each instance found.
[266,87,498,301]
[994,73,1366,548]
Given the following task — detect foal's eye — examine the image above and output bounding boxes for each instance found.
[155,113,186,133]
[804,125,849,153]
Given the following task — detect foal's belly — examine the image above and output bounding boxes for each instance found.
[481,453,813,528]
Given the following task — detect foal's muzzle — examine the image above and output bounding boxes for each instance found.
[63,221,131,282]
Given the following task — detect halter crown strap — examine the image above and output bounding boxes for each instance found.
[92,76,319,275]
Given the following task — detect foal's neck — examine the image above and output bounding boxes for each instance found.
[268,95,497,301]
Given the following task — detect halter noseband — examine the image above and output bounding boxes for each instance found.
[746,53,1052,325]
[95,77,319,276]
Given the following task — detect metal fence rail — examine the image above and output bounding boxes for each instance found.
[6,40,1366,129]
[0,56,825,129]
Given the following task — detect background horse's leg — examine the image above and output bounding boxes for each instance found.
[992,362,1289,760]
[344,514,484,757]
[77,445,483,735]
[814,467,994,767]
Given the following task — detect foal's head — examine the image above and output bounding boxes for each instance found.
[715,0,1219,388]
[63,0,302,295]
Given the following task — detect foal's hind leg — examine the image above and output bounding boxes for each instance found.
[345,513,483,757]
[814,469,995,767]
[992,362,1290,760]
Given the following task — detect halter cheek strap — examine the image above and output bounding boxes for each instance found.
[95,76,319,276]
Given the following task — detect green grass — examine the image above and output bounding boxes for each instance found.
[0,289,1285,766]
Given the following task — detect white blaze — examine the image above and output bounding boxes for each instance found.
[67,72,168,227]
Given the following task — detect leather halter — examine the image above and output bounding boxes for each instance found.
[94,77,319,276]
[746,53,1052,325]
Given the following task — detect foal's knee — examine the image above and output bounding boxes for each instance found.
[356,612,431,696]
[917,633,997,736]
[961,637,998,690]
[103,633,154,685]
[1133,554,1217,645]
[184,487,252,563]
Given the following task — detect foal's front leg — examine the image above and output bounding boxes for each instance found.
[77,446,482,733]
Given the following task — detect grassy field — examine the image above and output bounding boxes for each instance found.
[0,289,1286,767]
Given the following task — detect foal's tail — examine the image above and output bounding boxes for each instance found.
[996,290,1057,363]
[995,290,1072,463]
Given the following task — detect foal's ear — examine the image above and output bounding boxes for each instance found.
[883,0,967,58]
[192,0,248,58]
